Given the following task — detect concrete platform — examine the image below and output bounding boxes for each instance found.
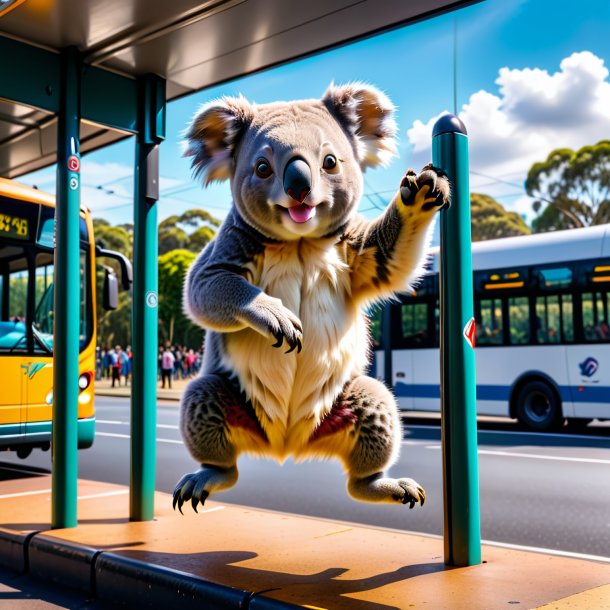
[0,475,609,609]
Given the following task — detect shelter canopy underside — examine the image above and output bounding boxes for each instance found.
[0,0,475,177]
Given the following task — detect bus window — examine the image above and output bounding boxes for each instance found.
[476,298,503,345]
[509,296,529,345]
[0,248,28,353]
[581,291,610,341]
[367,305,383,349]
[33,251,91,352]
[536,294,573,344]
[401,302,429,347]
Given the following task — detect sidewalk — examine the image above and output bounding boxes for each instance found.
[0,474,609,609]
[94,377,187,401]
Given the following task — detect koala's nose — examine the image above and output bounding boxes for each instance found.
[283,158,311,203]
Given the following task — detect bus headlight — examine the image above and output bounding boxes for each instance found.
[46,391,53,406]
[78,373,91,391]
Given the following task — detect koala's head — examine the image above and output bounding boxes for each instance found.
[184,83,397,241]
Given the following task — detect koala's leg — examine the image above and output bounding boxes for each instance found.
[173,374,266,513]
[331,376,426,507]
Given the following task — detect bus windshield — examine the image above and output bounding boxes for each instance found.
[0,234,92,355]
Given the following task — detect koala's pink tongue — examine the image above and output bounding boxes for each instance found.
[288,204,315,223]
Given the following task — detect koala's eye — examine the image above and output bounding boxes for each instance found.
[322,154,338,171]
[255,159,273,179]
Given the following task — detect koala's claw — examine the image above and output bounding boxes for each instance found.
[172,471,212,514]
[399,164,450,211]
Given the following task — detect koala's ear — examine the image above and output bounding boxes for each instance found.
[322,82,397,168]
[183,96,254,184]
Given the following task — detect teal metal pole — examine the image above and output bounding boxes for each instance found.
[52,47,81,529]
[432,114,481,566]
[130,75,165,521]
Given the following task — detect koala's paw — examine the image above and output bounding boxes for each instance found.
[241,294,303,353]
[399,163,450,212]
[392,477,427,509]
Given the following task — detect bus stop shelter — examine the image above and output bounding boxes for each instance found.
[1,1,610,608]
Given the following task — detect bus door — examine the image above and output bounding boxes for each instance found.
[0,250,30,440]
[24,252,55,429]
[567,289,610,419]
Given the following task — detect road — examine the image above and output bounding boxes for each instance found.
[2,396,610,560]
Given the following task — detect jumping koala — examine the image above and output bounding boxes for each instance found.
[173,83,449,513]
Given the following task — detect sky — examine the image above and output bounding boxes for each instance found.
[18,0,610,243]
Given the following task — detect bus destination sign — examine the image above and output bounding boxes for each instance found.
[0,211,29,240]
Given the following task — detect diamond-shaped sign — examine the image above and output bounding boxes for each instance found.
[463,317,476,349]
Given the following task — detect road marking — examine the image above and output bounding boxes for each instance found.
[0,488,51,499]
[97,432,130,439]
[77,490,129,500]
[97,432,182,445]
[406,423,610,442]
[425,444,610,464]
[97,420,179,430]
[199,506,225,514]
[482,539,610,564]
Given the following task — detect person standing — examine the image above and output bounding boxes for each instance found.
[161,347,175,389]
[111,345,122,388]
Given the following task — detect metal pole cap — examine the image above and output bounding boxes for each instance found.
[432,114,467,137]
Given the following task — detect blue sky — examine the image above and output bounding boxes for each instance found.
[20,0,610,238]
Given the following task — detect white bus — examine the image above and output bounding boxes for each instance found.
[370,224,610,431]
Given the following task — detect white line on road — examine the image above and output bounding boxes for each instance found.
[77,490,129,500]
[425,445,610,464]
[0,488,51,499]
[407,423,610,442]
[96,432,182,445]
[97,420,179,430]
[482,539,610,564]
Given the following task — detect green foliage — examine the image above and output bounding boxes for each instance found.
[93,208,220,349]
[158,249,200,347]
[158,209,220,255]
[526,140,610,232]
[470,193,531,241]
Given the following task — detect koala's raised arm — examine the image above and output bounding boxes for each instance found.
[184,210,303,352]
[344,164,450,302]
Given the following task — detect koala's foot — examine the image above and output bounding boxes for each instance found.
[399,163,450,211]
[328,375,426,508]
[348,474,426,508]
[173,464,238,514]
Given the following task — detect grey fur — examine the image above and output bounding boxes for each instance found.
[174,83,449,512]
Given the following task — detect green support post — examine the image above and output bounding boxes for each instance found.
[432,114,481,566]
[130,75,165,521]
[52,47,82,529]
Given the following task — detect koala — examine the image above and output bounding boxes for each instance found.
[173,83,450,514]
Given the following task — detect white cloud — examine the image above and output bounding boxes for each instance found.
[407,51,610,214]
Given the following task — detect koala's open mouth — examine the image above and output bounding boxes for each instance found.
[285,203,316,224]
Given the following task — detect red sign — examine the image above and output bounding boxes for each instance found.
[463,317,476,349]
[68,155,80,172]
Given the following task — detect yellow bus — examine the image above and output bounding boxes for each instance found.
[0,178,131,458]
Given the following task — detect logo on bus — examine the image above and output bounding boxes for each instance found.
[579,357,599,378]
[21,362,47,380]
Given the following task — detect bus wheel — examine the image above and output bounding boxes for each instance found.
[516,381,562,431]
[16,446,32,459]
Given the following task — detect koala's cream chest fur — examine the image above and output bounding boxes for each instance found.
[223,237,369,458]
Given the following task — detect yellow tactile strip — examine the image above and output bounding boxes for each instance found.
[0,476,608,609]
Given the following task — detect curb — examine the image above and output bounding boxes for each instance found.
[0,530,301,609]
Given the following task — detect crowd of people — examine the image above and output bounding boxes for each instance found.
[96,344,204,389]
[96,345,132,387]
[158,345,204,388]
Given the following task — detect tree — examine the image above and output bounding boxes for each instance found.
[158,209,221,254]
[470,193,531,242]
[526,140,610,232]
[158,249,200,347]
